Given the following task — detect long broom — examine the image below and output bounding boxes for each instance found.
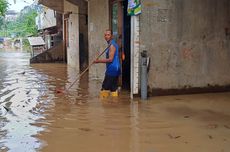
[56,45,110,94]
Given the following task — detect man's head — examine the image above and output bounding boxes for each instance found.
[104,29,113,42]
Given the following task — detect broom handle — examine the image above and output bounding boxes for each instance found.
[66,44,111,91]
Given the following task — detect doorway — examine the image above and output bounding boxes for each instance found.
[78,1,89,72]
[110,0,131,90]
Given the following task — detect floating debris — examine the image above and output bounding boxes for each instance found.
[79,128,91,132]
[224,125,230,129]
[167,133,181,139]
[208,135,213,139]
[207,124,218,129]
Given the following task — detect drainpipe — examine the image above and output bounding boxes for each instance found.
[140,50,149,100]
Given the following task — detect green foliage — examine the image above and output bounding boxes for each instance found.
[0,16,4,30]
[0,8,38,37]
[0,0,8,16]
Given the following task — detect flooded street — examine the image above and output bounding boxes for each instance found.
[0,51,230,152]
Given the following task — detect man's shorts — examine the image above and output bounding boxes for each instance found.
[102,75,119,92]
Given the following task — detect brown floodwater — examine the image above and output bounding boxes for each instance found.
[0,51,230,152]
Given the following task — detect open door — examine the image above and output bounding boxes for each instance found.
[110,0,131,90]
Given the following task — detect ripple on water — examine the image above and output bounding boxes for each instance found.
[0,51,55,151]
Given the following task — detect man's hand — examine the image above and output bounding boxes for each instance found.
[94,60,99,64]
[93,44,115,64]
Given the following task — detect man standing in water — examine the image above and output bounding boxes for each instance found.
[94,29,121,97]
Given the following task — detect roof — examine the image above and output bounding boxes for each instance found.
[28,37,45,46]
[38,0,63,13]
[6,10,18,15]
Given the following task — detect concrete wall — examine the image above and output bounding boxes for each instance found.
[140,0,230,94]
[64,0,79,70]
[67,0,89,71]
[30,42,64,63]
[88,0,109,79]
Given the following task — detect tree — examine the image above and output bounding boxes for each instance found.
[0,0,8,16]
[0,6,38,37]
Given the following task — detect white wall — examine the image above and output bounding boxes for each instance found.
[36,7,57,30]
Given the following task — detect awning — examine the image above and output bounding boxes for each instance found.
[38,0,64,13]
[28,37,45,46]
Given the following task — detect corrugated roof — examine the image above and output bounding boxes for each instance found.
[28,37,45,46]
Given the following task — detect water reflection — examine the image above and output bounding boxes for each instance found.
[1,51,230,152]
[0,51,54,152]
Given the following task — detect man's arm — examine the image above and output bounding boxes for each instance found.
[94,45,116,63]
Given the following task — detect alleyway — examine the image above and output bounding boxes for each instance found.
[0,51,229,152]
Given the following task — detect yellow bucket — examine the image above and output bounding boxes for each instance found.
[100,90,110,98]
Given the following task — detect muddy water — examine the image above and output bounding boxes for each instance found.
[0,51,49,152]
[0,51,230,152]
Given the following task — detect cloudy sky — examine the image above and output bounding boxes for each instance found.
[8,0,35,12]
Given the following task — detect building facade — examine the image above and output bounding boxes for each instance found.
[38,0,230,97]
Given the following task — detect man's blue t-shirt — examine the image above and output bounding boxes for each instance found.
[105,39,121,77]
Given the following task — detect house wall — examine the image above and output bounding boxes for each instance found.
[36,7,57,30]
[30,42,64,63]
[64,0,79,69]
[140,0,230,94]
[88,0,110,79]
